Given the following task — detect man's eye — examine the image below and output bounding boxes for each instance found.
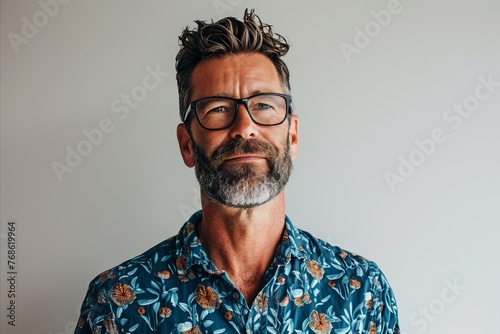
[254,103,273,110]
[207,106,229,114]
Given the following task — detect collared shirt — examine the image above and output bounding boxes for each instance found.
[75,211,400,333]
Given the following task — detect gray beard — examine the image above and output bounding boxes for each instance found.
[191,136,293,208]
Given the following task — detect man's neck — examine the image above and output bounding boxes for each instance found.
[197,192,286,305]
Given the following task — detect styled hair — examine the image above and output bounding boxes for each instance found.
[175,9,291,122]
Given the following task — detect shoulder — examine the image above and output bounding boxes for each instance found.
[80,214,201,308]
[76,236,178,324]
[87,234,178,292]
[294,227,377,269]
[293,229,399,330]
[75,234,183,333]
[281,222,399,331]
[295,227,393,292]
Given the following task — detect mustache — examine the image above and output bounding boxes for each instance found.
[209,139,277,167]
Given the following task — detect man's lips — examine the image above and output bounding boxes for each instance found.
[223,155,267,163]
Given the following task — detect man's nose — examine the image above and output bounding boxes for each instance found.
[228,102,257,139]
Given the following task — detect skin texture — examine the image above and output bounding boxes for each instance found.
[176,53,299,304]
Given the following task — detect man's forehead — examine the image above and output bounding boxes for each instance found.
[190,53,282,98]
[193,53,276,73]
[204,90,268,98]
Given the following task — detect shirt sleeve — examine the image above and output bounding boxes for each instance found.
[74,278,110,334]
[376,269,400,334]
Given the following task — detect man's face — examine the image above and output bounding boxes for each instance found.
[177,53,299,208]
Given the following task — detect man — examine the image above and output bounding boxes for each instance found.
[75,9,400,334]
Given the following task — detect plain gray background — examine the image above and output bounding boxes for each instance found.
[1,0,499,333]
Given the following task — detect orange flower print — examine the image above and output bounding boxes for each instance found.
[187,269,196,279]
[294,293,311,307]
[349,277,361,289]
[182,326,202,334]
[194,284,221,309]
[309,310,332,334]
[254,293,268,312]
[77,317,85,328]
[276,275,286,285]
[369,322,377,334]
[137,306,146,315]
[292,289,311,307]
[99,270,115,283]
[97,290,108,304]
[103,313,119,334]
[340,251,348,259]
[305,259,324,280]
[186,223,195,235]
[159,306,172,318]
[179,269,196,282]
[176,256,187,272]
[110,283,136,306]
[279,295,289,307]
[98,270,115,283]
[328,280,336,288]
[158,270,171,279]
[224,310,233,321]
[365,299,373,310]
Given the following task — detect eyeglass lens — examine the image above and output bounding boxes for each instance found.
[196,94,287,129]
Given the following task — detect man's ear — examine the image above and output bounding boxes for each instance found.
[177,123,195,168]
[289,115,299,159]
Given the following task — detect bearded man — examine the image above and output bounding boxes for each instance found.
[75,9,400,334]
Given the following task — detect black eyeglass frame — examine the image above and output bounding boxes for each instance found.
[183,92,293,130]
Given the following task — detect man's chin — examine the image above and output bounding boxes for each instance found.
[215,190,275,209]
[220,163,269,179]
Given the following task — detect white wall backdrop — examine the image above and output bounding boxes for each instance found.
[1,1,499,333]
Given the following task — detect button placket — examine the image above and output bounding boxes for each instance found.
[232,290,240,300]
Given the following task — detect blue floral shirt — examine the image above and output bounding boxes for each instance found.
[75,211,400,333]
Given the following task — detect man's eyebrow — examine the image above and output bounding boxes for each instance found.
[212,93,230,98]
[211,90,265,98]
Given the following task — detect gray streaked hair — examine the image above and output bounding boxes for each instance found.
[175,9,292,124]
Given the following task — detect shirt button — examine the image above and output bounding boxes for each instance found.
[232,291,240,300]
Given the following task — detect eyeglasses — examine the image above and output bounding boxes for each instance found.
[183,93,292,130]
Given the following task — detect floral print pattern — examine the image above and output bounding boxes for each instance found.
[75,211,400,333]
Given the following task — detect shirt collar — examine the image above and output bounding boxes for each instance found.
[273,215,312,265]
[175,211,314,272]
[175,211,219,274]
